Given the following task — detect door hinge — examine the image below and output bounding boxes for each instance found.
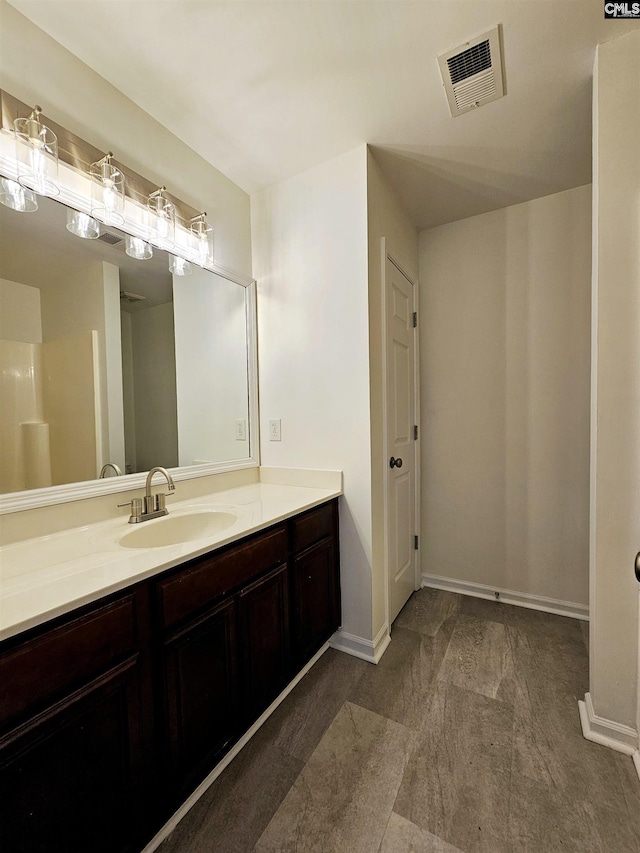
[413,424,418,440]
[414,535,419,550]
[412,312,417,328]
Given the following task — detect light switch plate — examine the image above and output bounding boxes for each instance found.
[269,419,281,441]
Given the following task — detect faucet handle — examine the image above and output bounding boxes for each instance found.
[117,497,143,521]
[155,492,174,512]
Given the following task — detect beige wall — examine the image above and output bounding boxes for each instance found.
[42,331,100,485]
[367,150,419,637]
[590,30,640,733]
[0,279,42,343]
[419,185,592,607]
[0,0,252,275]
[252,146,373,643]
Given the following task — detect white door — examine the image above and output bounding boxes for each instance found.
[385,256,417,624]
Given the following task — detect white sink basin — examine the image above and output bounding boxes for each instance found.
[119,510,237,549]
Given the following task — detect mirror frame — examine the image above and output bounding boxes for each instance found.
[0,145,260,515]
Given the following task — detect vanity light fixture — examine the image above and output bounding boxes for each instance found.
[66,208,100,240]
[125,234,153,260]
[168,254,192,276]
[189,212,214,267]
[147,186,175,249]
[89,152,125,226]
[13,105,60,197]
[0,177,38,212]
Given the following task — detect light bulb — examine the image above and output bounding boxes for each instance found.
[66,209,100,239]
[0,178,38,212]
[125,235,153,260]
[169,255,192,276]
[14,107,59,197]
[90,154,125,226]
[189,215,214,267]
[147,188,175,249]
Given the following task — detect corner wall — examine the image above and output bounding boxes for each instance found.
[367,150,418,638]
[419,185,592,611]
[251,146,373,646]
[588,29,640,738]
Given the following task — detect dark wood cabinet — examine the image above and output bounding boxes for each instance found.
[154,522,289,801]
[239,562,290,719]
[291,501,341,667]
[159,596,239,802]
[0,498,340,852]
[0,589,152,853]
[292,538,340,665]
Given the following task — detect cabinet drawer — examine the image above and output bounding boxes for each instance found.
[157,524,287,629]
[0,594,137,730]
[291,501,335,554]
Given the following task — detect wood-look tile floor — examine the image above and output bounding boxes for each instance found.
[158,590,640,853]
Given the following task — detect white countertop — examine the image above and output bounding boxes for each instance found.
[0,480,341,642]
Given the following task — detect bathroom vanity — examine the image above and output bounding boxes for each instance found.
[0,484,341,853]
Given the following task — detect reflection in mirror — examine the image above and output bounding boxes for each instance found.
[0,195,251,496]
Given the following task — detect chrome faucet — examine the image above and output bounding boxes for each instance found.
[118,466,176,524]
[99,462,123,478]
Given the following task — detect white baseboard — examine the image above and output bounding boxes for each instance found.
[633,750,640,782]
[422,573,589,621]
[578,692,639,756]
[141,641,331,853]
[330,622,391,664]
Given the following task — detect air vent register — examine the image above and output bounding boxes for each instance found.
[437,26,505,117]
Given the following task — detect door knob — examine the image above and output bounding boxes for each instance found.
[635,552,640,583]
[390,456,403,469]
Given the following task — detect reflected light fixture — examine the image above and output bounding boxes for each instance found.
[169,254,192,276]
[90,152,125,225]
[0,177,38,212]
[125,234,153,260]
[13,105,59,197]
[147,186,175,249]
[66,208,100,239]
[189,212,214,267]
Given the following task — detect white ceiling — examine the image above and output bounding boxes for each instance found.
[7,1,639,230]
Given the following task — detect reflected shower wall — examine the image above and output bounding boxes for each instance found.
[0,278,100,492]
[0,332,101,492]
[0,338,49,492]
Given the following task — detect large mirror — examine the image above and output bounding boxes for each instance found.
[0,194,256,501]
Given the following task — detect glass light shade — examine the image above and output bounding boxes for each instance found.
[148,190,175,249]
[169,254,192,276]
[66,209,100,240]
[0,177,38,212]
[125,235,153,260]
[90,156,125,226]
[14,114,59,197]
[190,217,214,267]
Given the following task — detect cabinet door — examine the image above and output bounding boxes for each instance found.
[0,660,146,853]
[292,537,340,666]
[159,596,239,799]
[238,563,290,721]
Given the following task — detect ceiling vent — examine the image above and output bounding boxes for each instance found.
[97,230,123,246]
[120,290,146,303]
[437,26,504,117]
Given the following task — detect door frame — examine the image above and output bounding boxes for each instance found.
[380,238,421,630]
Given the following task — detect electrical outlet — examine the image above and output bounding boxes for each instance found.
[269,419,281,441]
[235,419,247,441]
